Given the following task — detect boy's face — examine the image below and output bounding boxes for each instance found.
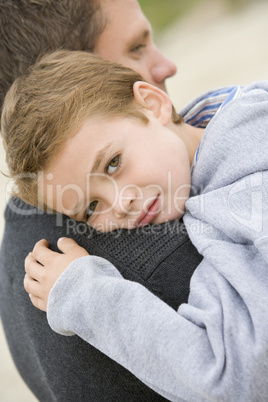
[42,115,191,232]
[95,0,177,92]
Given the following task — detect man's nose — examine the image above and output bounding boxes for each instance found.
[151,47,177,88]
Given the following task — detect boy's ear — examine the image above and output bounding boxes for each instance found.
[133,81,173,125]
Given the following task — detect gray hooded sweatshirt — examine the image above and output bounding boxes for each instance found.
[47,81,268,401]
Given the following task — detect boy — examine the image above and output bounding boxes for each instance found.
[2,50,268,401]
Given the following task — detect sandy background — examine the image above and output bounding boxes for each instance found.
[1,0,268,400]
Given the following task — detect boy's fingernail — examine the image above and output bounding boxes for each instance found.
[58,237,66,242]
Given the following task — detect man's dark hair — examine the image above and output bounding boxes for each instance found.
[0,0,105,114]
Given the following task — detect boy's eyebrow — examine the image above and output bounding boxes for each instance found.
[91,142,114,173]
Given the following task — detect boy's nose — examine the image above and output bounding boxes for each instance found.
[113,204,126,219]
[112,188,138,219]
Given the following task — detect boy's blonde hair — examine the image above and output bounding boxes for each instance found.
[1,50,183,208]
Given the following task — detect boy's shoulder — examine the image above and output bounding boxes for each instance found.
[191,80,268,192]
[181,85,239,128]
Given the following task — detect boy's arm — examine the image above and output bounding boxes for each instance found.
[25,234,268,402]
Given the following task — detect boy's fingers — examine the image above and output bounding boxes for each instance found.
[29,294,47,312]
[32,239,57,264]
[24,273,43,298]
[57,237,88,256]
[34,239,49,249]
[25,253,44,281]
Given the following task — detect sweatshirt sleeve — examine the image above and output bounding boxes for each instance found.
[47,252,268,402]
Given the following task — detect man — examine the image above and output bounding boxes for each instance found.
[0,1,202,400]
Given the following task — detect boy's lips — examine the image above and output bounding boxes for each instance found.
[135,195,160,228]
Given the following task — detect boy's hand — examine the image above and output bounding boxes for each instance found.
[24,238,89,312]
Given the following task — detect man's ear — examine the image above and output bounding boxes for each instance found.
[133,81,173,125]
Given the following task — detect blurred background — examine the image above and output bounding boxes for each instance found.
[0,0,268,400]
[141,0,268,110]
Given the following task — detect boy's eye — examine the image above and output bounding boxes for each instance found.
[106,155,120,175]
[86,200,98,219]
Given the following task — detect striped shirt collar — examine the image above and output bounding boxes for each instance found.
[189,85,241,169]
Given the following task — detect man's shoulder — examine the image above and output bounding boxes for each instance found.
[1,198,72,258]
[4,197,53,222]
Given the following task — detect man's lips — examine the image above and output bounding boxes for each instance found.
[135,195,161,228]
